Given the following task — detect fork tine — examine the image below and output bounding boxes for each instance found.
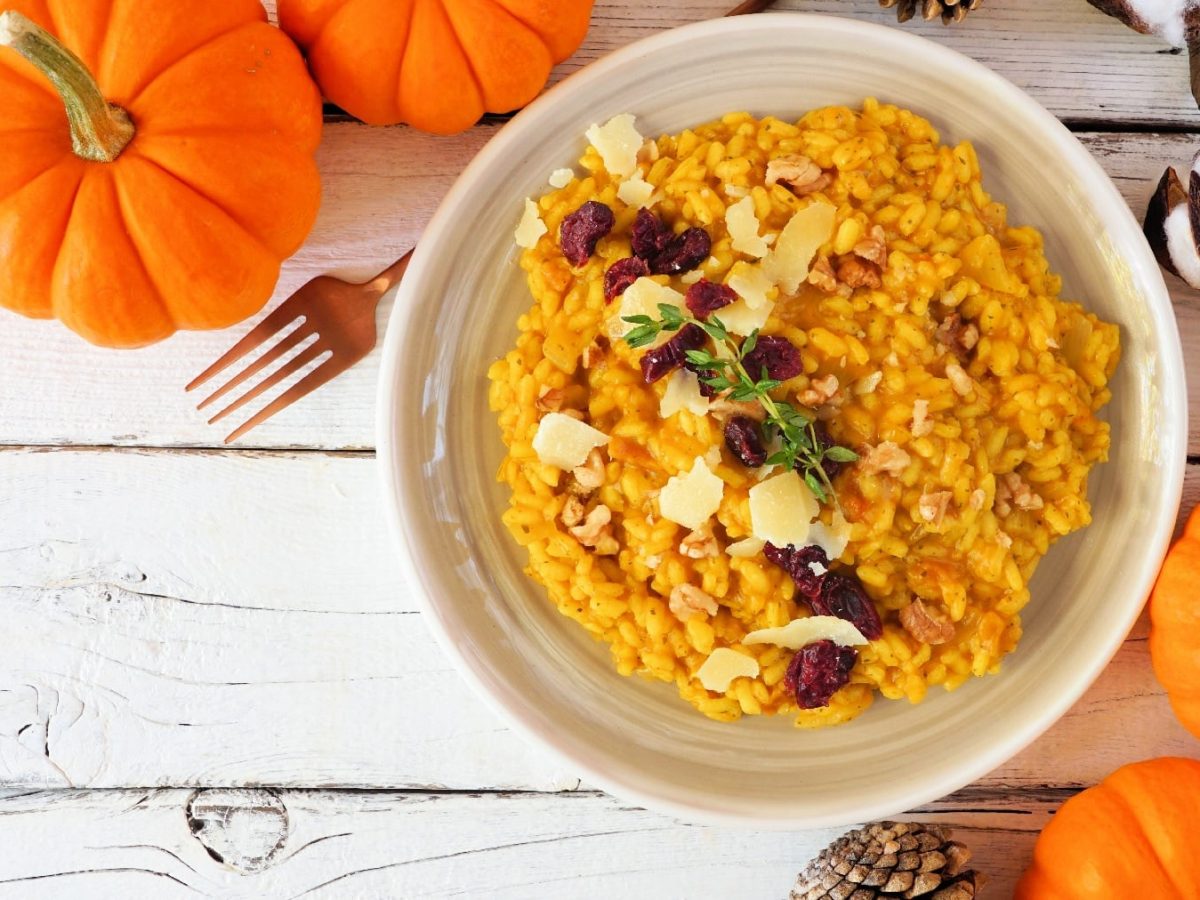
[186,303,308,393]
[207,340,328,426]
[222,351,356,444]
[196,324,314,413]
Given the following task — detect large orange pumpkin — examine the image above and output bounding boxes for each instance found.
[1015,758,1200,898]
[277,0,595,133]
[0,1,323,348]
[1150,504,1200,737]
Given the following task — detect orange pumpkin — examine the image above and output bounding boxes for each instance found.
[1016,757,1200,898]
[278,0,595,133]
[1150,504,1200,737]
[0,2,323,348]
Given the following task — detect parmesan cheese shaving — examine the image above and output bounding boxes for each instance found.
[660,369,711,419]
[695,647,760,692]
[716,298,774,336]
[548,168,575,188]
[608,277,685,340]
[726,537,766,558]
[726,196,770,258]
[726,262,774,310]
[585,113,642,178]
[807,512,851,561]
[743,615,868,650]
[748,470,818,548]
[617,171,656,208]
[762,201,837,294]
[531,413,609,470]
[514,198,547,249]
[659,457,725,530]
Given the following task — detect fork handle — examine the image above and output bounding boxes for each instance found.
[364,249,415,296]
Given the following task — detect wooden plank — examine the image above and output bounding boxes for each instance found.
[0,448,1194,790]
[0,786,1057,899]
[0,129,1195,453]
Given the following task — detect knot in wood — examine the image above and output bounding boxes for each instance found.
[186,788,289,874]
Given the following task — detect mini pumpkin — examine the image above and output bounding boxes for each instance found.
[1015,757,1200,898]
[0,2,323,348]
[277,0,595,133]
[1150,504,1200,738]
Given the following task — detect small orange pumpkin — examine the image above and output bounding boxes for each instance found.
[1016,757,1200,898]
[278,0,595,133]
[0,2,323,348]
[1150,504,1200,737]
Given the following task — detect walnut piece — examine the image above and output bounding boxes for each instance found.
[968,488,987,511]
[799,374,840,409]
[807,255,839,294]
[571,448,606,494]
[765,153,832,195]
[669,583,719,621]
[911,399,933,438]
[536,386,564,412]
[708,396,767,422]
[860,441,911,477]
[994,472,1043,517]
[899,599,956,645]
[568,504,619,555]
[679,522,720,559]
[836,256,882,290]
[852,225,887,268]
[935,313,980,361]
[917,490,953,528]
[944,362,975,397]
[561,495,586,528]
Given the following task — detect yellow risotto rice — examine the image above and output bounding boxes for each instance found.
[487,100,1120,726]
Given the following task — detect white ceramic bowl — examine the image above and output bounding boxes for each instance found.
[377,14,1186,826]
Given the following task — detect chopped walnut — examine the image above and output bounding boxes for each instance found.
[911,399,933,438]
[709,396,767,422]
[561,495,586,528]
[765,153,832,195]
[899,599,956,645]
[969,488,987,511]
[935,313,980,361]
[852,225,887,268]
[799,374,840,409]
[860,441,912,477]
[536,386,564,412]
[571,448,606,494]
[581,336,608,369]
[917,490,953,528]
[568,504,619,555]
[679,523,721,559]
[669,583,719,621]
[996,531,1013,549]
[944,362,975,397]
[995,472,1044,517]
[807,255,839,294]
[836,256,882,290]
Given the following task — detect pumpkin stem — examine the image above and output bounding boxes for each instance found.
[0,10,134,162]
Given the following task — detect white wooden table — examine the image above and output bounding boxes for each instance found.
[1,2,1198,897]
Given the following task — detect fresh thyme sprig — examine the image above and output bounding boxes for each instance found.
[622,304,858,503]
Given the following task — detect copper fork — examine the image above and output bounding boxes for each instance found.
[187,251,413,444]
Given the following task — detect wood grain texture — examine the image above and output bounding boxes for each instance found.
[0,448,1194,791]
[0,129,1195,452]
[0,786,1062,899]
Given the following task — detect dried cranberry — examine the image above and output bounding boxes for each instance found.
[724,416,767,468]
[812,572,883,640]
[639,323,707,383]
[650,227,712,276]
[763,543,830,601]
[559,201,615,267]
[631,208,672,260]
[603,256,649,303]
[685,279,736,319]
[742,335,803,382]
[785,640,857,709]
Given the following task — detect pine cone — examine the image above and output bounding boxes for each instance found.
[878,0,982,25]
[791,821,985,900]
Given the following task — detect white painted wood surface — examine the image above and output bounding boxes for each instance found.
[2,1,1199,898]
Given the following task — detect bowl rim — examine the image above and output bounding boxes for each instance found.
[376,12,1187,826]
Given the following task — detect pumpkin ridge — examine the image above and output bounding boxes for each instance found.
[485,0,554,57]
[1100,775,1186,894]
[438,1,490,113]
[46,167,89,322]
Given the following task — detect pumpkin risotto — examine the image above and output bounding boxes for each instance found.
[487,100,1119,727]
